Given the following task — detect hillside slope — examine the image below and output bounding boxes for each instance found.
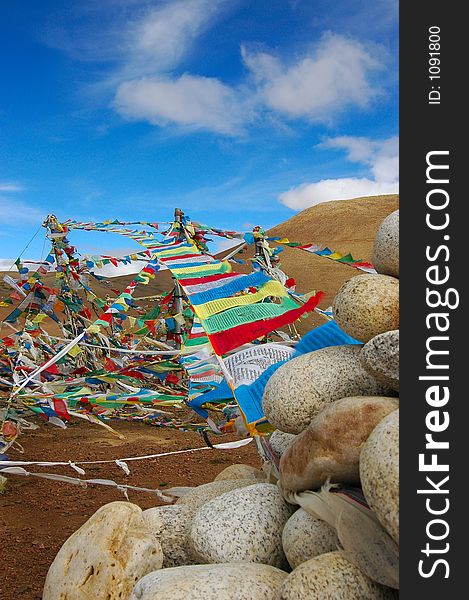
[266,194,399,328]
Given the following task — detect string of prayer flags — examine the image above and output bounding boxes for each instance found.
[267,239,377,273]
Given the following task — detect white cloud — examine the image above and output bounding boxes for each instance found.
[0,259,47,272]
[0,182,24,192]
[0,183,44,226]
[93,260,150,278]
[280,177,398,210]
[49,0,228,72]
[0,258,19,270]
[69,0,230,91]
[211,237,243,256]
[51,3,391,137]
[114,74,248,135]
[113,33,383,136]
[242,33,382,121]
[279,135,399,210]
[123,0,227,76]
[320,135,398,182]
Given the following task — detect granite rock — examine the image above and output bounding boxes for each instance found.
[43,501,163,600]
[332,274,399,343]
[190,483,294,568]
[176,479,254,515]
[130,563,287,600]
[269,430,297,459]
[277,551,397,599]
[282,508,339,569]
[142,505,195,568]
[373,210,399,278]
[214,464,266,483]
[360,409,399,543]
[360,330,399,391]
[262,345,392,434]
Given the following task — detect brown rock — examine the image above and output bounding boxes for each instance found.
[280,396,399,492]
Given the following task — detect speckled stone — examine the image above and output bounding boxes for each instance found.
[332,274,399,343]
[142,505,195,568]
[360,409,399,544]
[282,509,339,569]
[373,210,399,278]
[190,483,295,568]
[361,330,399,391]
[43,501,163,600]
[214,464,266,483]
[280,396,399,492]
[130,563,288,600]
[262,345,392,434]
[269,430,297,458]
[176,479,254,515]
[277,552,397,599]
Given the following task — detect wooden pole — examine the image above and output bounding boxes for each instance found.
[172,208,185,348]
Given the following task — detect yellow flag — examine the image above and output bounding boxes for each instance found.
[86,324,101,334]
[31,313,48,324]
[174,312,185,326]
[67,344,83,357]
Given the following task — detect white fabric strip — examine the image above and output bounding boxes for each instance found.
[0,437,253,468]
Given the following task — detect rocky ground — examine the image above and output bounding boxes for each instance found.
[0,421,261,599]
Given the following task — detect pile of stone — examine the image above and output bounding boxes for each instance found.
[42,210,399,600]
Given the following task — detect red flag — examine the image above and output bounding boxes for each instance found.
[79,307,92,320]
[104,358,119,372]
[52,398,70,421]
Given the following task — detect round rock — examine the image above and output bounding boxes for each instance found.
[279,396,399,492]
[43,501,163,600]
[277,551,397,599]
[130,563,287,600]
[269,430,297,459]
[176,479,254,515]
[214,464,266,483]
[282,509,339,569]
[262,345,392,434]
[360,409,399,543]
[373,210,399,278]
[190,483,294,568]
[333,274,399,343]
[142,505,195,568]
[361,330,399,391]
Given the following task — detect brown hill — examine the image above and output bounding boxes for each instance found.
[216,194,399,331]
[265,194,399,329]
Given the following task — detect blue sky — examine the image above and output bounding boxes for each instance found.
[0,0,398,266]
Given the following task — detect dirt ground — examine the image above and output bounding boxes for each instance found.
[0,419,261,599]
